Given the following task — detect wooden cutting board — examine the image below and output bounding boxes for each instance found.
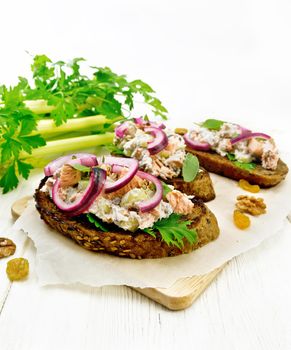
[11,197,225,311]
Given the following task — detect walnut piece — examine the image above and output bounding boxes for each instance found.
[236,195,266,216]
[0,238,16,259]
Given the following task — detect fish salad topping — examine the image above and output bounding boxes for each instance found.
[114,121,186,180]
[186,120,279,170]
[43,163,195,232]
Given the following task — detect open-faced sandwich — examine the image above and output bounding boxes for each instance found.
[112,117,216,201]
[35,154,219,259]
[182,119,289,187]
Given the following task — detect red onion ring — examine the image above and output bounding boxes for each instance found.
[231,132,271,145]
[144,126,168,155]
[136,170,163,212]
[115,122,128,138]
[150,121,166,129]
[52,167,106,216]
[97,156,139,193]
[238,125,252,135]
[134,117,166,130]
[110,165,163,213]
[44,153,98,176]
[134,117,144,126]
[183,133,211,151]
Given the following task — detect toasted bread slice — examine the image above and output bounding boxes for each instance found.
[187,148,289,187]
[165,168,215,201]
[34,177,219,259]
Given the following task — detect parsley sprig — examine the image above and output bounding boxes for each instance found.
[86,213,109,232]
[143,213,197,248]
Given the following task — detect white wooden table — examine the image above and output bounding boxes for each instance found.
[1,0,291,348]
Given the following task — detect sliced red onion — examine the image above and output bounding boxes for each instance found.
[44,153,97,176]
[115,122,129,138]
[135,171,163,212]
[134,117,166,130]
[231,132,271,145]
[52,167,106,216]
[97,156,139,193]
[79,155,98,167]
[150,121,166,129]
[134,117,144,125]
[144,126,168,155]
[238,125,252,135]
[184,133,211,151]
[110,165,163,213]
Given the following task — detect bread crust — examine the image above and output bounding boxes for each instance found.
[166,168,215,201]
[187,148,289,187]
[34,177,220,259]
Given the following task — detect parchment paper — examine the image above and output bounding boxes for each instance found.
[13,158,291,289]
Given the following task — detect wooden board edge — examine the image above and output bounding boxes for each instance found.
[133,264,226,310]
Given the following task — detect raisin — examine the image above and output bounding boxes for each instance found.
[233,210,251,230]
[238,179,260,193]
[0,238,16,259]
[174,127,188,135]
[6,258,29,281]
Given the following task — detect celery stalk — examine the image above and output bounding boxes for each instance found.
[24,99,56,114]
[22,132,114,167]
[34,115,121,139]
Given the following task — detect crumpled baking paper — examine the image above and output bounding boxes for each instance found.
[12,156,291,289]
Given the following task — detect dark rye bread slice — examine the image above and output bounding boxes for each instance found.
[34,177,219,259]
[187,148,289,188]
[165,168,215,201]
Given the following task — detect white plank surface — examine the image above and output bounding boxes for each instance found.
[0,209,290,350]
[1,0,291,349]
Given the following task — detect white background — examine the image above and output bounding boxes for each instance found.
[0,1,291,349]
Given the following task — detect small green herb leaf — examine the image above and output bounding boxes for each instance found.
[106,144,125,156]
[233,161,256,170]
[227,153,256,170]
[143,227,157,238]
[161,181,172,197]
[86,213,108,232]
[227,153,236,161]
[70,163,91,172]
[201,119,225,130]
[182,153,199,182]
[143,213,197,248]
